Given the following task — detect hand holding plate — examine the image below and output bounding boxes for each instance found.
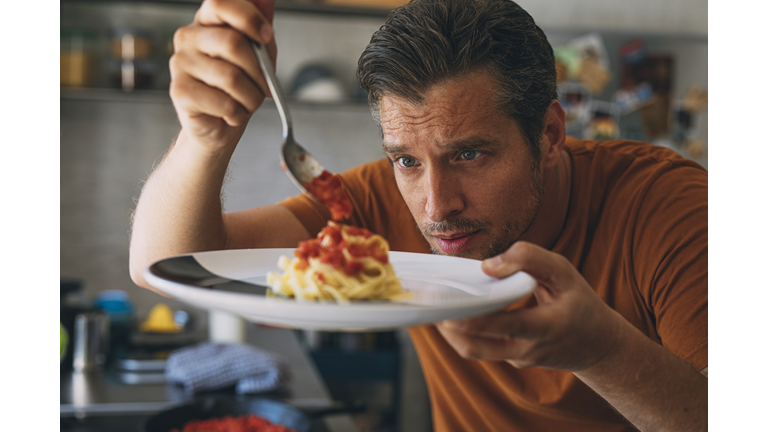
[437,241,625,372]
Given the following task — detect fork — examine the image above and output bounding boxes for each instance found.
[251,41,327,201]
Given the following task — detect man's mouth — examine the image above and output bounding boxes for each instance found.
[432,231,479,255]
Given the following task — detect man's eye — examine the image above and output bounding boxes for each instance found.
[398,157,417,168]
[460,150,480,160]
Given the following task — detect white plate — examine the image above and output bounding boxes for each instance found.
[144,248,536,331]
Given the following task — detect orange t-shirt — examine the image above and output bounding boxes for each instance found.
[279,137,708,432]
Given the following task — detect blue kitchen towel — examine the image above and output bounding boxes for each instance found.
[165,341,291,395]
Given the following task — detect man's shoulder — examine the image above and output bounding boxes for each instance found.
[565,137,702,170]
[563,136,707,227]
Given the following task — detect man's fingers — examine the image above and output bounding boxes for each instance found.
[194,26,272,100]
[482,241,577,294]
[437,323,532,361]
[195,0,273,45]
[437,306,560,362]
[251,0,276,22]
[176,25,265,91]
[441,306,553,341]
[172,49,264,113]
[170,73,250,128]
[532,283,555,305]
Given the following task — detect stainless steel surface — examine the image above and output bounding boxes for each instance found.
[116,358,167,372]
[117,371,168,385]
[251,41,327,200]
[73,311,110,372]
[60,370,188,417]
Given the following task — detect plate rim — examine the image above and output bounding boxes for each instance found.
[143,248,536,329]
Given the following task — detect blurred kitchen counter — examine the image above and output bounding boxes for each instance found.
[60,325,359,432]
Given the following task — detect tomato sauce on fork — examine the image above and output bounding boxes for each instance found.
[303,170,353,221]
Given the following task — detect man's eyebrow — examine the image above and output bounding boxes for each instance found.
[382,142,408,154]
[382,137,498,154]
[438,137,498,151]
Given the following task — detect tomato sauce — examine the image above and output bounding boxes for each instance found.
[294,222,388,276]
[303,170,353,221]
[170,413,296,432]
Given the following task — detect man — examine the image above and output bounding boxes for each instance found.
[129,0,708,430]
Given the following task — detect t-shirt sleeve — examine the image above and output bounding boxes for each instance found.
[631,163,708,370]
[278,194,331,238]
[276,158,393,238]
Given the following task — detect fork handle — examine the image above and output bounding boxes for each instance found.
[251,41,293,140]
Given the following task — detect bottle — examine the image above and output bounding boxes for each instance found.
[60,27,97,88]
[108,28,156,91]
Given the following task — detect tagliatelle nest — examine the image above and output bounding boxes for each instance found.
[267,222,411,304]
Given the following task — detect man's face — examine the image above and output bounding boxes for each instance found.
[380,72,544,260]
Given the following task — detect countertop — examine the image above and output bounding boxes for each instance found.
[60,325,359,432]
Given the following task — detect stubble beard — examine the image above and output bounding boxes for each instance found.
[421,160,545,260]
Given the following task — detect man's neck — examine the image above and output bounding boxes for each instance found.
[520,148,572,250]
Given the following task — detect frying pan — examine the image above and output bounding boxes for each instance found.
[144,395,364,432]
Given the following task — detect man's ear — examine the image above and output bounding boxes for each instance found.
[540,100,566,170]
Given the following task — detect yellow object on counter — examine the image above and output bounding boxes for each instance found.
[140,303,181,333]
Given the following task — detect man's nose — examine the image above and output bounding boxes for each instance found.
[425,167,464,222]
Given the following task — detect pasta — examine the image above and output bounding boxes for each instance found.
[267,222,410,303]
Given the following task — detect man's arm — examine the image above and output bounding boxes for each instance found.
[129,0,311,290]
[128,134,310,289]
[572,314,707,431]
[437,241,706,432]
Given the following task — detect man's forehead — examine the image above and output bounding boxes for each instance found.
[379,71,500,120]
[379,95,490,144]
[380,106,467,153]
[380,99,462,134]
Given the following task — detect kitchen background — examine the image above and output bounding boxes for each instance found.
[60,1,707,431]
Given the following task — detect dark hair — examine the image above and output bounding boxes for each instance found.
[357,0,557,160]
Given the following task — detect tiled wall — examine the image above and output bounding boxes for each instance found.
[61,2,388,315]
[60,96,384,316]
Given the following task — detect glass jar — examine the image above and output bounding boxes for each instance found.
[108,28,156,91]
[110,28,153,60]
[60,27,97,88]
